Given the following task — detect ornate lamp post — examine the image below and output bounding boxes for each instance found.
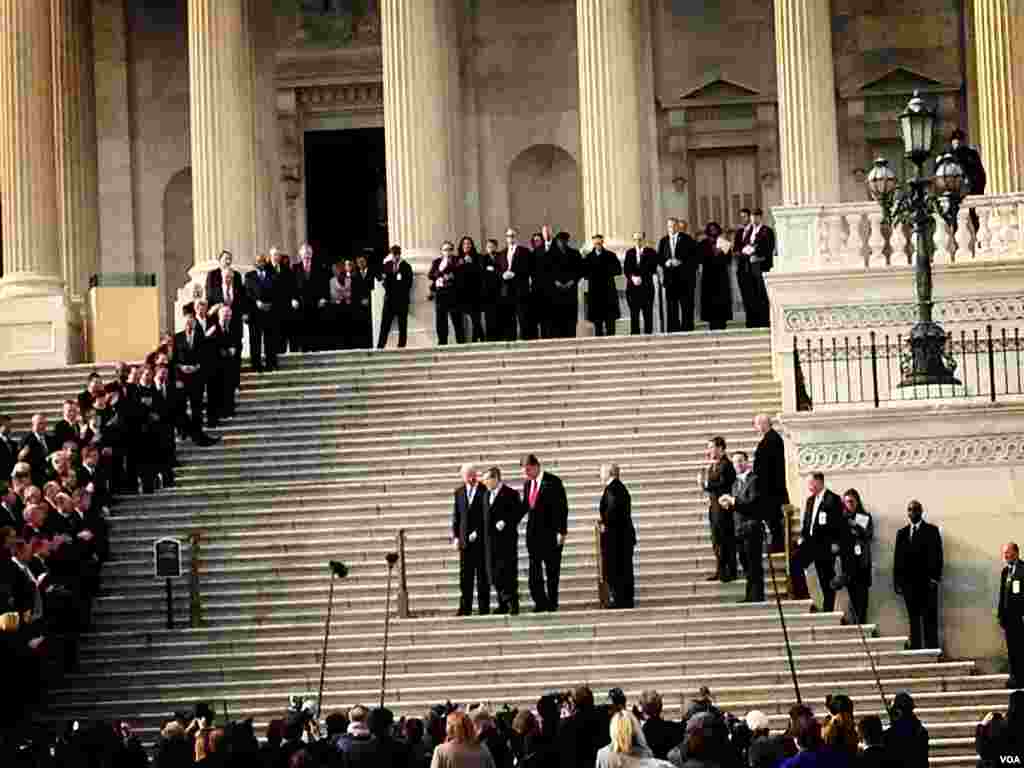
[866,91,965,387]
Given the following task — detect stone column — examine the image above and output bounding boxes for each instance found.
[186,0,259,296]
[381,0,458,347]
[774,0,841,205]
[0,0,81,368]
[576,0,645,249]
[52,0,101,303]
[973,0,1024,194]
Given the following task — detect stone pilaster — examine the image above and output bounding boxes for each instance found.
[973,0,1024,194]
[0,0,79,368]
[381,0,458,346]
[186,0,258,289]
[52,0,101,302]
[774,0,841,205]
[576,0,644,249]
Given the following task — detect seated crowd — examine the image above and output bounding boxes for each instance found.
[15,683,1018,767]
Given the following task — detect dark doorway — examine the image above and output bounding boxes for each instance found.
[304,128,388,270]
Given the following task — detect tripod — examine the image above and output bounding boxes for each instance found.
[316,560,348,720]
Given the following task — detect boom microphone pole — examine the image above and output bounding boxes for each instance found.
[836,557,891,718]
[317,560,349,720]
[379,551,400,709]
[764,521,802,705]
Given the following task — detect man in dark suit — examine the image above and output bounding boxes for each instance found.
[624,232,659,335]
[999,541,1024,688]
[497,229,533,341]
[452,464,489,616]
[657,217,698,332]
[722,450,765,603]
[752,414,789,552]
[244,254,283,372]
[0,484,20,529]
[479,239,502,341]
[18,414,53,487]
[429,242,462,345]
[741,208,774,327]
[521,453,568,612]
[205,250,245,317]
[52,400,80,449]
[269,248,296,353]
[291,244,328,352]
[351,253,375,349]
[173,307,216,445]
[733,208,756,327]
[482,466,525,614]
[216,305,243,418]
[599,463,635,608]
[582,235,622,337]
[789,471,845,612]
[0,415,18,482]
[894,500,944,650]
[376,245,413,349]
[552,232,583,338]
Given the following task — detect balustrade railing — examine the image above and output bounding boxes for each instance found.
[781,193,1024,271]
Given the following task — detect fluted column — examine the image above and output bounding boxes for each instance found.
[52,0,101,302]
[577,0,644,248]
[0,0,64,297]
[187,0,258,288]
[974,0,1024,194]
[774,0,841,205]
[381,0,458,346]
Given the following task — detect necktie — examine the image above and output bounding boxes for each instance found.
[225,279,233,305]
[529,479,539,509]
[911,524,917,541]
[38,433,47,454]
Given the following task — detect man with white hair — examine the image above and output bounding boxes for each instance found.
[600,463,636,608]
[451,463,489,615]
[752,413,789,552]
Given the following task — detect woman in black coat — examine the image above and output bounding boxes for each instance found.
[699,222,732,331]
[582,235,622,336]
[840,488,873,624]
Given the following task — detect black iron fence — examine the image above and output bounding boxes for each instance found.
[793,325,1024,410]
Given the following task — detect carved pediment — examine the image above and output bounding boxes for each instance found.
[858,66,944,94]
[680,75,761,102]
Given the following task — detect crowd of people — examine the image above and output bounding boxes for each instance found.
[203,208,774,364]
[0,319,239,733]
[13,682,1023,767]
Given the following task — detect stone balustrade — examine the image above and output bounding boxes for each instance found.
[773,192,1024,273]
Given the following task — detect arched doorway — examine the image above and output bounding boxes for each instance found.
[508,145,583,242]
[163,168,193,328]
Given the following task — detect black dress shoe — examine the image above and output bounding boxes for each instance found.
[705,573,721,582]
[1007,678,1020,689]
[194,433,221,447]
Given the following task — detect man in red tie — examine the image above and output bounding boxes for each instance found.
[521,454,569,612]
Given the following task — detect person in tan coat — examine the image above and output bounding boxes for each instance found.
[430,711,496,768]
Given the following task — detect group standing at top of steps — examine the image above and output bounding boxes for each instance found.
[199,208,775,366]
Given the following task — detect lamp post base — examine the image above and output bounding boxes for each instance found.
[899,320,960,387]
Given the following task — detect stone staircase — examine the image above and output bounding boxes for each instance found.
[0,331,999,766]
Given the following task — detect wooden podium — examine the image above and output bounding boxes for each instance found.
[87,274,160,363]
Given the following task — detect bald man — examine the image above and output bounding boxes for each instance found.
[1000,542,1024,687]
[452,463,489,616]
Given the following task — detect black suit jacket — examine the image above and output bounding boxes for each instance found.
[0,500,19,529]
[799,489,845,553]
[174,327,207,390]
[205,268,245,313]
[292,263,328,310]
[623,246,659,305]
[524,471,568,552]
[245,265,286,317]
[451,483,487,550]
[378,259,413,307]
[495,246,532,301]
[351,269,374,312]
[18,432,52,484]
[483,483,525,580]
[893,520,943,594]
[999,560,1024,628]
[657,232,698,292]
[0,434,17,482]
[749,224,776,272]
[753,428,789,505]
[600,478,636,548]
